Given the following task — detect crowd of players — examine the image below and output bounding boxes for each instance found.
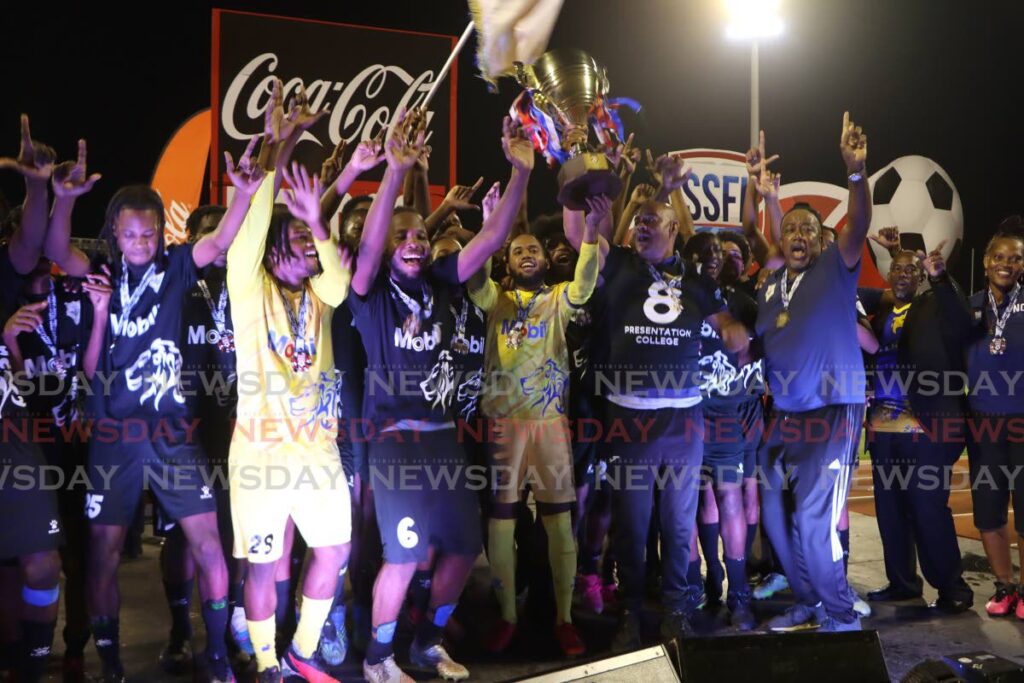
[1,81,1023,683]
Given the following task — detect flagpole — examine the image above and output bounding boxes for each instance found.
[422,22,474,109]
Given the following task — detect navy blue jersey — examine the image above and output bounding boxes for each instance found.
[699,285,763,407]
[966,289,1024,415]
[348,254,463,427]
[756,245,865,411]
[590,246,726,403]
[92,245,199,423]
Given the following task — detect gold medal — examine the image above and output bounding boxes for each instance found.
[776,310,790,328]
[452,336,469,355]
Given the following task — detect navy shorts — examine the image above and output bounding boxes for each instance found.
[86,423,217,527]
[369,427,482,564]
[0,441,62,558]
[967,412,1024,535]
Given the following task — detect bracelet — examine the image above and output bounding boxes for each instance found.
[848,171,864,183]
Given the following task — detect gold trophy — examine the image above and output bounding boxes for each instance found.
[515,49,623,209]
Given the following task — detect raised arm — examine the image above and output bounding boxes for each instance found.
[614,182,654,246]
[351,109,424,296]
[320,133,385,225]
[838,111,871,268]
[45,139,101,277]
[1,115,57,274]
[608,133,637,229]
[651,152,695,246]
[80,266,113,379]
[741,131,779,264]
[456,118,534,283]
[566,195,606,305]
[193,136,264,269]
[425,176,483,239]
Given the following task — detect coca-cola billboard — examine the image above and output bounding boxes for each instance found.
[211,9,458,202]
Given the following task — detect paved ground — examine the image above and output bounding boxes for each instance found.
[28,499,1023,683]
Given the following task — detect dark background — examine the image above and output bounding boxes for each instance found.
[2,0,1020,288]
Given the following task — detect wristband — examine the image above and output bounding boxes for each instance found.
[848,171,864,183]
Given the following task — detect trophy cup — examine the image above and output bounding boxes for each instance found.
[515,49,623,210]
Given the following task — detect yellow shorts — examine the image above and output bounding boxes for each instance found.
[487,417,575,505]
[229,445,351,564]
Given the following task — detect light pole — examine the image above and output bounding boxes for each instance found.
[724,0,784,147]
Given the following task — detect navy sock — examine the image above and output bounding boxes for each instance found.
[698,523,723,583]
[228,581,244,612]
[163,578,193,644]
[365,622,396,666]
[409,569,432,616]
[20,620,56,682]
[274,580,291,630]
[90,616,122,673]
[725,558,748,598]
[201,598,229,662]
[839,528,850,575]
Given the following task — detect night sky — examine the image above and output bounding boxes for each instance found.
[2,0,1020,287]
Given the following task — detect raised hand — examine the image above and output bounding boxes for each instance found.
[755,169,781,200]
[655,153,693,192]
[224,135,265,196]
[584,194,612,231]
[0,114,56,181]
[745,129,780,179]
[869,225,901,256]
[444,177,484,212]
[608,133,637,174]
[415,144,432,173]
[3,301,47,339]
[52,139,102,199]
[917,239,948,278]
[280,161,324,227]
[385,108,426,172]
[481,181,501,221]
[502,116,535,172]
[319,139,347,188]
[349,131,386,173]
[629,182,656,205]
[840,111,868,174]
[82,266,113,314]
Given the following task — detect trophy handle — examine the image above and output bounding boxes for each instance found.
[514,62,538,90]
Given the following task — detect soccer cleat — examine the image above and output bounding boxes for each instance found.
[408,640,469,681]
[555,623,586,657]
[256,666,282,683]
[753,573,789,600]
[230,609,255,657]
[158,637,192,675]
[728,591,757,631]
[986,582,1019,616]
[483,618,517,653]
[362,655,414,683]
[280,645,341,683]
[852,592,872,618]
[318,606,348,667]
[817,615,862,632]
[765,603,822,632]
[579,574,604,614]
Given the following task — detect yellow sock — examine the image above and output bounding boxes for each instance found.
[293,595,334,659]
[542,511,577,625]
[247,615,278,672]
[488,518,518,623]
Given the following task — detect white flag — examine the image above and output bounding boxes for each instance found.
[469,0,564,85]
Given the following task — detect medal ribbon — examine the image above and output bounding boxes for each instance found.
[197,279,229,334]
[388,277,433,325]
[988,282,1021,342]
[112,257,157,346]
[276,282,310,349]
[780,271,806,314]
[34,278,59,355]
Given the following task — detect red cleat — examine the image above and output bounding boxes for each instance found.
[986,582,1019,617]
[555,622,586,657]
[483,619,517,653]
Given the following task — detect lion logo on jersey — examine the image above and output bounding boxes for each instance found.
[699,350,738,397]
[421,350,455,412]
[521,359,568,416]
[125,338,185,409]
[457,369,483,420]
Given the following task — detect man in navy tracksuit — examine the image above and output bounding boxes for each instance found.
[756,113,872,632]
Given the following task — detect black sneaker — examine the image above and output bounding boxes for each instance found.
[728,591,757,631]
[612,610,643,651]
[158,637,192,675]
[930,593,974,614]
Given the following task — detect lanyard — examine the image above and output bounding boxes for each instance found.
[111,258,157,347]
